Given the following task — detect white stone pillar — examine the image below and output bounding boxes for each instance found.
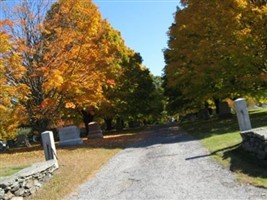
[41,131,59,168]
[234,98,252,132]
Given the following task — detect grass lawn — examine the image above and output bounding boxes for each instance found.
[0,165,30,177]
[0,129,151,200]
[180,108,267,188]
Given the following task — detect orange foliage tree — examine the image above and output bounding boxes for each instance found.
[1,0,129,134]
[0,21,28,139]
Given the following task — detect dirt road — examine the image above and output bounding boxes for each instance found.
[65,125,266,200]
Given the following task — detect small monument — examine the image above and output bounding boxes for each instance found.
[234,98,252,132]
[88,122,103,139]
[0,141,8,152]
[58,125,83,146]
[41,131,59,168]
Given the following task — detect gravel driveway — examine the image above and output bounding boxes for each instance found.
[65,125,267,200]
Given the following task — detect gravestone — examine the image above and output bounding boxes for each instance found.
[234,98,252,132]
[16,135,31,147]
[58,126,83,146]
[88,122,103,139]
[218,101,232,118]
[197,109,210,120]
[41,131,59,168]
[0,141,8,152]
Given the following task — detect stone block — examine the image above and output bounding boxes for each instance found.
[11,196,24,200]
[88,122,103,139]
[14,188,24,196]
[58,126,83,146]
[0,189,4,199]
[241,128,267,160]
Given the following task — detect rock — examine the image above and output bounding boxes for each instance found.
[5,191,14,200]
[25,179,34,189]
[0,188,5,199]
[14,188,24,196]
[29,186,37,195]
[10,182,20,192]
[11,197,24,200]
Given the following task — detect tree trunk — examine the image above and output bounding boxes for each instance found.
[104,118,113,131]
[116,117,124,131]
[81,110,94,134]
[33,119,49,146]
[213,97,220,115]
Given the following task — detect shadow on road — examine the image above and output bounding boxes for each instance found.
[185,141,267,187]
[127,125,196,149]
[185,143,241,160]
[3,123,195,154]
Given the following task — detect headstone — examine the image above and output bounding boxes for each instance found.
[218,101,232,118]
[16,135,31,147]
[197,109,210,120]
[88,122,103,139]
[41,131,59,168]
[58,126,83,146]
[0,141,8,152]
[234,98,252,132]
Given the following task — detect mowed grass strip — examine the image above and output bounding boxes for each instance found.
[181,108,267,188]
[0,130,151,200]
[0,165,30,177]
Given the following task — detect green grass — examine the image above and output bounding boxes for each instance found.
[180,108,267,188]
[0,165,29,177]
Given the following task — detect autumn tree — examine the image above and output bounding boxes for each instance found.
[1,0,129,134]
[0,21,27,139]
[163,0,267,114]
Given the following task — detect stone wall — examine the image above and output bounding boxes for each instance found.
[241,128,267,160]
[0,160,57,200]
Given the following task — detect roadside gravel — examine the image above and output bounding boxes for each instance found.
[65,125,267,200]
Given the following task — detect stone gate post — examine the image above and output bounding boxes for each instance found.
[234,98,252,132]
[41,131,59,168]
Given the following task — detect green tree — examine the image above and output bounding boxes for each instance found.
[99,52,159,129]
[146,75,166,123]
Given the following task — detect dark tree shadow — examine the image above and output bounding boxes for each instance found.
[185,143,241,160]
[222,145,267,184]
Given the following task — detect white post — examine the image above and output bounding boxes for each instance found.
[41,131,59,168]
[234,98,252,132]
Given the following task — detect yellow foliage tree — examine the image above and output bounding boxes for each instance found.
[0,21,27,139]
[163,0,267,113]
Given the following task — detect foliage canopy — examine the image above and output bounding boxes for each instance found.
[163,0,267,113]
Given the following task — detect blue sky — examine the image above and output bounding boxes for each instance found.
[0,0,180,76]
[93,0,180,76]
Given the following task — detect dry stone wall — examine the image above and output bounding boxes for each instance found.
[241,128,267,160]
[0,160,57,200]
